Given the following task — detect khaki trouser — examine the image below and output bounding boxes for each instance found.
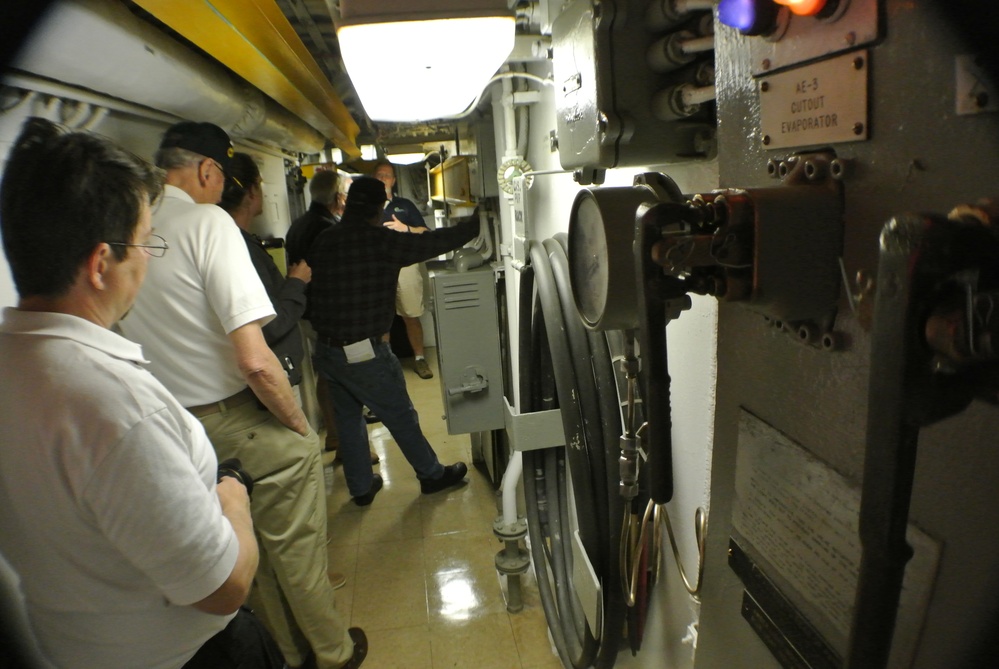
[198,402,352,669]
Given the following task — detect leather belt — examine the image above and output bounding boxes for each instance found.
[317,334,380,348]
[186,387,257,418]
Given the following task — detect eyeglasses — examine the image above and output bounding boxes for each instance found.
[107,233,170,258]
[206,159,226,180]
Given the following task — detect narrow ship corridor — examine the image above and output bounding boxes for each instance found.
[321,348,561,669]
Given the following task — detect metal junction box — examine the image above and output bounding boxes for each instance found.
[428,262,505,435]
[551,0,717,180]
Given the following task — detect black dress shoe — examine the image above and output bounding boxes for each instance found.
[420,462,468,494]
[362,408,380,424]
[352,474,383,506]
[340,627,368,668]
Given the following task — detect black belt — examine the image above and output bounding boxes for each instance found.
[318,334,381,348]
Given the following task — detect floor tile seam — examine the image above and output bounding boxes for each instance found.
[354,537,429,553]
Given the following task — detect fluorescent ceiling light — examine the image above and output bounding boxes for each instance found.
[337,10,515,122]
[386,152,428,165]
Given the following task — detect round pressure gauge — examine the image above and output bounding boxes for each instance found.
[568,186,662,331]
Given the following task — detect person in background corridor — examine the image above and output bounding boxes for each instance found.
[308,177,478,506]
[372,159,435,380]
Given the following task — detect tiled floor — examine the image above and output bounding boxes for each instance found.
[321,348,562,669]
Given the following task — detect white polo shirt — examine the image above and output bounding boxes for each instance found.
[118,185,275,406]
[0,308,240,668]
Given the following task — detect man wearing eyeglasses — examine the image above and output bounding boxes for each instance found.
[118,122,366,669]
[0,118,278,668]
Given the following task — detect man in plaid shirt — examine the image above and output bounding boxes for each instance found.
[307,177,479,505]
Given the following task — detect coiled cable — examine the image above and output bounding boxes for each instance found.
[521,237,643,667]
[520,258,597,668]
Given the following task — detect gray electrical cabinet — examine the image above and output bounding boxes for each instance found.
[428,262,505,435]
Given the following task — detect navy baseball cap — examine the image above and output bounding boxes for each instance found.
[159,121,234,174]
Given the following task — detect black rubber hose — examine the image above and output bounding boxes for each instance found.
[588,331,627,666]
[519,262,537,412]
[550,446,592,647]
[525,449,580,666]
[535,285,589,663]
[544,236,610,572]
[537,268,598,666]
[526,237,653,667]
[519,260,596,668]
[529,240,602,559]
[520,264,577,667]
[551,234,632,665]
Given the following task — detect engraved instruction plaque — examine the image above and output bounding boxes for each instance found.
[732,410,939,667]
[758,50,869,150]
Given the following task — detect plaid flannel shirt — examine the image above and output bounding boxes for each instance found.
[306,214,478,342]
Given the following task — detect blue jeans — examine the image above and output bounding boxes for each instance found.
[313,339,444,496]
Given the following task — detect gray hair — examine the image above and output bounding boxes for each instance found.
[153,146,205,171]
[309,170,339,206]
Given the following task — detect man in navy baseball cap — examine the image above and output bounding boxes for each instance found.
[158,121,234,175]
[122,121,369,667]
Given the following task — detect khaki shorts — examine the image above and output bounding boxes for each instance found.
[396,263,425,318]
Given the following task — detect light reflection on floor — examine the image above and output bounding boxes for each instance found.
[322,348,562,669]
[435,572,478,622]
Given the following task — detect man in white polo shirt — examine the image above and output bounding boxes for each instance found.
[118,121,365,669]
[0,118,272,668]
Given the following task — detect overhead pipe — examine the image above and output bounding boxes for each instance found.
[3,73,180,126]
[79,106,109,133]
[60,100,91,129]
[10,0,328,153]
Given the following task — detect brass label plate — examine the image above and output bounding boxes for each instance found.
[758,51,868,150]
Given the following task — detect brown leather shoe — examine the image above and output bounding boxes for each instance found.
[413,358,433,379]
[340,627,368,668]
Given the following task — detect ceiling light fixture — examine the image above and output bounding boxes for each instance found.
[337,0,516,122]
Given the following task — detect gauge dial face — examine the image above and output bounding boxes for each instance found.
[568,188,657,331]
[570,196,610,327]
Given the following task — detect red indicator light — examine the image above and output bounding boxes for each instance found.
[773,0,827,16]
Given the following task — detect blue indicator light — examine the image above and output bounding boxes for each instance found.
[718,0,757,32]
[718,0,780,36]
